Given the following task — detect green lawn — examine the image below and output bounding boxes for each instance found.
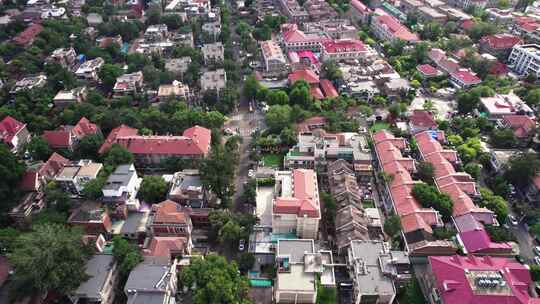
[262,154,282,168]
[362,199,375,208]
[369,122,390,133]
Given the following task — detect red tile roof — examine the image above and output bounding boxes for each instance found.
[310,87,324,99]
[0,116,25,145]
[515,16,540,33]
[321,39,366,54]
[296,116,327,132]
[13,23,43,46]
[152,200,189,224]
[479,34,522,50]
[489,61,509,76]
[502,115,536,138]
[19,152,69,191]
[429,255,540,304]
[288,69,320,85]
[320,79,338,98]
[374,15,419,42]
[416,64,440,77]
[143,236,188,258]
[460,19,475,31]
[410,110,437,129]
[459,229,513,254]
[451,69,482,85]
[43,117,99,149]
[274,169,320,218]
[98,124,139,154]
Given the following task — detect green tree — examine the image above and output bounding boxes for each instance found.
[24,136,52,161]
[525,88,540,106]
[98,64,123,90]
[82,176,106,200]
[243,74,260,100]
[238,252,255,273]
[200,145,236,206]
[112,237,143,277]
[179,255,251,304]
[384,215,402,237]
[464,163,481,179]
[490,128,517,148]
[139,176,168,203]
[479,188,509,223]
[289,80,312,107]
[412,183,453,221]
[267,90,289,105]
[530,265,540,281]
[103,144,134,167]
[75,133,104,160]
[404,277,427,304]
[416,161,434,184]
[504,153,540,188]
[8,224,90,299]
[265,104,292,133]
[0,144,26,212]
[279,127,297,147]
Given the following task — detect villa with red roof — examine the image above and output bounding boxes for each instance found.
[320,39,376,62]
[372,130,456,256]
[370,14,419,43]
[288,69,339,100]
[43,117,100,151]
[417,64,443,78]
[408,110,437,134]
[99,125,211,166]
[423,255,540,304]
[479,34,522,59]
[143,236,191,260]
[19,152,70,192]
[272,169,321,239]
[149,200,193,240]
[281,24,328,52]
[350,0,371,24]
[0,116,30,153]
[501,115,536,142]
[450,69,482,89]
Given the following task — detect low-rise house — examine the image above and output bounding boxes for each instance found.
[347,240,411,304]
[9,192,45,228]
[416,64,443,78]
[97,35,123,49]
[303,0,338,21]
[421,255,540,304]
[102,164,142,209]
[55,160,103,196]
[273,169,321,239]
[370,14,418,43]
[143,236,192,260]
[450,69,482,89]
[10,74,47,94]
[168,169,215,208]
[278,0,309,22]
[275,239,335,304]
[303,19,357,39]
[144,24,168,42]
[500,115,536,144]
[19,152,69,192]
[280,23,325,52]
[111,210,149,240]
[171,32,194,48]
[75,57,105,81]
[49,47,77,67]
[479,34,522,59]
[320,39,376,62]
[124,257,177,304]
[260,40,288,74]
[418,6,447,23]
[71,254,118,304]
[68,204,112,235]
[383,78,412,98]
[0,116,30,153]
[165,57,192,75]
[42,117,100,151]
[201,42,224,64]
[13,23,43,46]
[149,200,193,243]
[113,71,143,98]
[408,110,437,134]
[87,13,103,26]
[349,0,371,24]
[508,44,540,78]
[200,69,227,92]
[202,21,221,40]
[158,80,190,100]
[480,92,534,120]
[399,0,423,14]
[53,87,88,108]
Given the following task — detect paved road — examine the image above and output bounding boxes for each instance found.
[511,220,536,262]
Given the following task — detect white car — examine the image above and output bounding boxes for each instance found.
[534,246,540,256]
[508,215,519,226]
[534,256,540,265]
[239,239,245,251]
[248,169,255,178]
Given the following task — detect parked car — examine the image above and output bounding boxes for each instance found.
[534,256,540,265]
[248,169,255,178]
[534,246,540,256]
[508,215,519,226]
[238,239,245,251]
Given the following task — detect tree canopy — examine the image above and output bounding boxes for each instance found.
[412,183,453,221]
[139,176,168,204]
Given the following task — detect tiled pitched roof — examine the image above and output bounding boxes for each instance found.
[152,200,189,224]
[374,15,419,42]
[274,169,320,218]
[0,116,25,144]
[143,236,188,258]
[502,115,536,138]
[320,79,338,98]
[416,64,440,77]
[98,124,139,154]
[479,33,522,50]
[409,110,437,128]
[451,69,482,85]
[288,69,320,84]
[13,23,43,46]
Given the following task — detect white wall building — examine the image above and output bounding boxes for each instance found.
[508,44,540,78]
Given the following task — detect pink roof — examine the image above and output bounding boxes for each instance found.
[321,39,366,54]
[459,229,513,254]
[410,110,437,128]
[489,61,509,76]
[143,236,188,258]
[289,69,320,85]
[13,24,43,46]
[374,15,419,42]
[274,169,319,218]
[417,64,440,77]
[42,130,71,149]
[503,115,536,138]
[98,124,139,154]
[0,116,25,144]
[429,255,540,304]
[428,48,446,63]
[297,50,318,64]
[350,0,371,13]
[372,130,407,149]
[320,79,338,98]
[480,34,522,50]
[461,19,475,30]
[152,200,189,224]
[451,69,482,85]
[310,87,325,100]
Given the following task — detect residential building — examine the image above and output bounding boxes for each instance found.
[49,47,77,67]
[260,40,288,74]
[201,42,224,64]
[124,257,178,304]
[158,80,190,100]
[418,6,447,23]
[278,0,309,22]
[272,169,321,239]
[102,164,142,209]
[100,125,211,166]
[143,236,192,260]
[68,203,112,235]
[347,240,411,304]
[71,254,118,304]
[408,110,437,134]
[281,23,326,52]
[446,0,487,9]
[421,255,540,304]
[303,20,357,39]
[384,78,412,97]
[55,160,103,196]
[53,87,88,108]
[13,23,43,46]
[416,64,443,78]
[500,115,536,142]
[171,32,195,48]
[485,8,514,24]
[98,35,123,48]
[200,69,227,92]
[479,34,522,59]
[508,44,540,78]
[479,92,534,120]
[303,0,338,21]
[0,116,30,153]
[75,57,105,81]
[399,0,423,14]
[9,192,45,227]
[349,0,372,24]
[450,69,482,89]
[10,74,47,94]
[168,169,215,208]
[42,117,100,151]
[370,14,419,43]
[19,152,69,192]
[165,57,192,75]
[275,239,335,304]
[113,71,143,98]
[87,13,103,26]
[148,200,193,242]
[144,24,168,42]
[202,21,221,40]
[320,39,376,62]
